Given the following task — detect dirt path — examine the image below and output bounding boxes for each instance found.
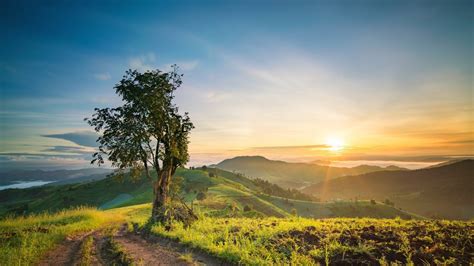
[37,230,95,266]
[37,224,226,266]
[114,225,191,265]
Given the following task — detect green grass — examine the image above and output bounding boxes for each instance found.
[0,202,470,265]
[0,207,123,265]
[123,204,472,265]
[0,175,151,216]
[0,167,422,221]
[79,235,94,266]
[260,195,424,219]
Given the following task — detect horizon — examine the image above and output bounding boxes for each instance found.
[1,1,473,170]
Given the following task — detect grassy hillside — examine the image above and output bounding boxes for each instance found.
[302,159,474,220]
[215,156,407,189]
[125,204,472,265]
[1,204,470,265]
[0,207,122,265]
[0,167,418,220]
[0,174,150,215]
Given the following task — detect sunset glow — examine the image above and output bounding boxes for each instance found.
[326,137,345,152]
[0,1,472,169]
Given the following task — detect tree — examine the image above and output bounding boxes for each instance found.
[85,66,194,222]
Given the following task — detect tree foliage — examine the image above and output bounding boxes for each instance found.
[85,66,194,222]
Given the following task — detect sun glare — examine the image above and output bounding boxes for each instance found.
[326,137,345,151]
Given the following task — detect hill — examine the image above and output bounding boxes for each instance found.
[302,159,474,220]
[2,204,471,265]
[215,156,407,189]
[0,167,418,220]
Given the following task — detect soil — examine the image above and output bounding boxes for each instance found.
[38,230,95,266]
[37,224,226,266]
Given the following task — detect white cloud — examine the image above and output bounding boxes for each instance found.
[161,60,199,72]
[129,53,198,72]
[94,72,111,80]
[177,60,199,71]
[128,53,157,72]
[204,91,231,103]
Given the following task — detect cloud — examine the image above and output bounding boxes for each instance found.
[178,60,199,71]
[0,154,93,170]
[129,53,198,72]
[0,152,82,158]
[249,144,330,150]
[441,139,474,145]
[129,53,156,72]
[41,145,93,154]
[204,91,231,103]
[94,72,111,80]
[162,60,199,72]
[42,131,99,147]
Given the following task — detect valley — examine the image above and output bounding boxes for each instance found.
[0,166,419,220]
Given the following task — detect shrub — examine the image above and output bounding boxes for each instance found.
[291,208,297,216]
[196,191,206,200]
[370,199,376,205]
[384,199,395,206]
[243,205,252,212]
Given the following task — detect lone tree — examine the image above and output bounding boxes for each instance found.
[85,66,194,222]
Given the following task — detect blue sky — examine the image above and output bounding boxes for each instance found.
[1,0,472,169]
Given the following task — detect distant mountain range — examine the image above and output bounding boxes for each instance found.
[214,156,407,189]
[0,168,111,186]
[302,159,474,220]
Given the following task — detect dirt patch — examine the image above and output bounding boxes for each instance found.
[37,230,94,266]
[113,225,191,265]
[265,222,474,265]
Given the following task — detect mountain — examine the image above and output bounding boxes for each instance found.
[0,167,420,220]
[302,159,474,220]
[424,158,473,168]
[0,168,111,186]
[215,156,406,189]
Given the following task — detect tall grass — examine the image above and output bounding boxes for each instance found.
[141,215,472,265]
[0,207,123,265]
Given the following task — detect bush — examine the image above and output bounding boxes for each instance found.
[243,205,252,212]
[291,208,297,216]
[196,191,206,200]
[370,199,376,205]
[384,199,395,206]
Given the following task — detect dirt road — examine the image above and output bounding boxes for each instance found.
[37,224,224,266]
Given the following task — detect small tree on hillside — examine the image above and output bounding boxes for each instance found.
[86,66,194,223]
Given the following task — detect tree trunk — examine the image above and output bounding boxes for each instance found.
[151,165,172,222]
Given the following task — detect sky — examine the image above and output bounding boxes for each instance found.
[0,0,472,170]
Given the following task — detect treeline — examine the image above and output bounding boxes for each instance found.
[252,177,317,202]
[197,166,318,202]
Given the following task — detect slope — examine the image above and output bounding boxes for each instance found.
[302,159,474,219]
[215,156,407,189]
[0,167,421,220]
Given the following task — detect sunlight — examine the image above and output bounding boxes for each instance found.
[326,136,345,151]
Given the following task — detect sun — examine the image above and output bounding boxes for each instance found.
[326,137,345,151]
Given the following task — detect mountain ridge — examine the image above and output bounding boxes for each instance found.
[302,159,474,219]
[215,155,408,189]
